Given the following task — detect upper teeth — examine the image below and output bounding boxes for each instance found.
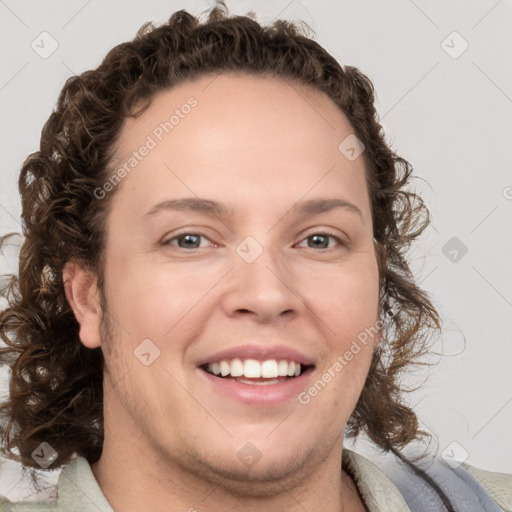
[206,359,302,378]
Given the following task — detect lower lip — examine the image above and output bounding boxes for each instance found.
[199,368,314,406]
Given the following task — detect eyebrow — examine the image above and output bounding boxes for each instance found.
[143,197,363,221]
[291,198,363,220]
[144,198,233,219]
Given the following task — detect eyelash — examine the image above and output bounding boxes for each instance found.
[162,230,345,252]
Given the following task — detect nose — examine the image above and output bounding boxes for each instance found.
[220,237,305,324]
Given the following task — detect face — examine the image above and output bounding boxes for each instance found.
[76,73,381,487]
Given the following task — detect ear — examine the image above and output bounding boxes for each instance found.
[63,260,102,349]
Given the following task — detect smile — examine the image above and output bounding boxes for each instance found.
[199,356,315,405]
[203,358,309,381]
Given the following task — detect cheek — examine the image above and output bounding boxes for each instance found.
[305,260,380,337]
[104,256,217,342]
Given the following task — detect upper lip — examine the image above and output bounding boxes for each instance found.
[197,344,315,367]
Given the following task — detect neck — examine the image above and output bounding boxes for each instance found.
[91,432,366,512]
[90,387,368,512]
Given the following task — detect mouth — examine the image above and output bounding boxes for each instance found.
[196,344,316,405]
[201,358,314,385]
[197,353,316,405]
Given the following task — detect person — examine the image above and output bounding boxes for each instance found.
[0,4,511,512]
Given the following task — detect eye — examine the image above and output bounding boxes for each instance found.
[296,232,344,250]
[162,232,214,250]
[161,231,345,251]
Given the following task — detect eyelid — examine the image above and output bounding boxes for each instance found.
[294,230,346,250]
[162,228,347,251]
[161,230,217,248]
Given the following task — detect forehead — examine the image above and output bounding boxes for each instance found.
[106,73,369,222]
[113,72,358,167]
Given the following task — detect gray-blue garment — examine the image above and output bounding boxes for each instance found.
[383,453,504,512]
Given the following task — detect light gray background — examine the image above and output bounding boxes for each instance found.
[1,0,511,501]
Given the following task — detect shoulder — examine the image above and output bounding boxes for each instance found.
[461,461,512,511]
[0,455,112,512]
[0,496,58,511]
[343,447,512,512]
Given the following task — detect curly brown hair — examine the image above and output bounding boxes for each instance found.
[1,5,441,476]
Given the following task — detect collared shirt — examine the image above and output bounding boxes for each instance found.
[1,449,511,511]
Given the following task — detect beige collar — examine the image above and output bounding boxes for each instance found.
[342,448,411,512]
[58,451,410,512]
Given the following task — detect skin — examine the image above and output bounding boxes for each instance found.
[64,73,381,512]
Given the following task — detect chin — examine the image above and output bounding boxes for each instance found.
[198,452,314,497]
[184,436,317,492]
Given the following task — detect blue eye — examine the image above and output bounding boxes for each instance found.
[162,231,344,251]
[297,233,343,250]
[164,233,211,249]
